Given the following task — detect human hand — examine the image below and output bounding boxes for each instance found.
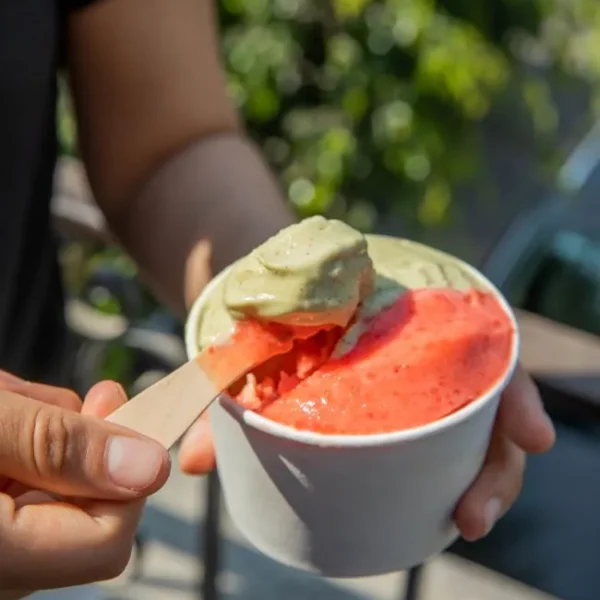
[179,364,555,541]
[0,373,170,595]
[454,365,555,540]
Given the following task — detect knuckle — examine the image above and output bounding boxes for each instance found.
[59,388,82,411]
[508,453,526,499]
[28,406,71,477]
[499,446,526,509]
[473,439,525,499]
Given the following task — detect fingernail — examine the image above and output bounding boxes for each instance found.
[111,381,128,403]
[483,497,503,535]
[106,436,165,490]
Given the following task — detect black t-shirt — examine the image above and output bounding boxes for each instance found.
[0,1,95,384]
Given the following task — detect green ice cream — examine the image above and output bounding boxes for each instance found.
[223,216,374,327]
[194,217,487,352]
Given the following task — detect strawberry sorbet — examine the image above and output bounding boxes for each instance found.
[210,287,514,435]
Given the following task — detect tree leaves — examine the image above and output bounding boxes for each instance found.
[56,0,600,231]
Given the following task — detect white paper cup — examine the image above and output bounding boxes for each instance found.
[184,239,519,578]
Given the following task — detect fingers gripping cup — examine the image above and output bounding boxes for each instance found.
[184,224,519,578]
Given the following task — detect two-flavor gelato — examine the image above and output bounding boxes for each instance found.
[194,216,514,435]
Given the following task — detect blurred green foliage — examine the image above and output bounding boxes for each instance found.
[58,0,600,231]
[56,0,600,389]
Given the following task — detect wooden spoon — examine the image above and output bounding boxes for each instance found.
[105,322,311,448]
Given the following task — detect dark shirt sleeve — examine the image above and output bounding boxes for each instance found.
[61,0,104,14]
[58,0,104,64]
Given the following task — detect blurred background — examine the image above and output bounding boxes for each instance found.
[48,1,600,599]
[57,0,600,333]
[56,0,600,342]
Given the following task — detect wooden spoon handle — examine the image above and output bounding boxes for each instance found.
[106,359,221,449]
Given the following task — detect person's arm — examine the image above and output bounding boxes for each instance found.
[66,0,294,316]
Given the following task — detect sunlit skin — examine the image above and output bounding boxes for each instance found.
[0,375,168,598]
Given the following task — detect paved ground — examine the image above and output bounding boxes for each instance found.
[32,452,559,600]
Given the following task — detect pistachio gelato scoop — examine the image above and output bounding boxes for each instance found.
[194,217,487,352]
[223,216,374,327]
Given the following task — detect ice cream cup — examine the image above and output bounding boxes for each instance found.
[184,237,519,578]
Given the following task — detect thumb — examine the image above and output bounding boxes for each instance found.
[0,390,170,500]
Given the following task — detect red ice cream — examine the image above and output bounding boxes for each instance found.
[207,288,514,435]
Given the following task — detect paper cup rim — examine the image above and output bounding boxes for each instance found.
[184,236,520,448]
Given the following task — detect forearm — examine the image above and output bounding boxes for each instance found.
[105,133,295,317]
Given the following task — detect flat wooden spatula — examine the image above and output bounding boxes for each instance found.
[106,357,236,449]
[105,324,299,449]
